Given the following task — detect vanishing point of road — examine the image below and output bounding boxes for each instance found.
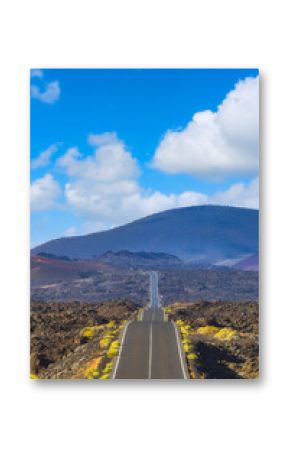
[112,271,188,379]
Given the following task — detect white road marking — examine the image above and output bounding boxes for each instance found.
[149,272,153,307]
[148,322,153,379]
[113,271,186,379]
[173,322,188,379]
[111,320,132,379]
[140,308,145,321]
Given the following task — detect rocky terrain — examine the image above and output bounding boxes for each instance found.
[31,255,258,304]
[30,255,259,380]
[30,291,259,379]
[31,255,150,304]
[159,268,258,303]
[167,301,259,379]
[30,300,140,379]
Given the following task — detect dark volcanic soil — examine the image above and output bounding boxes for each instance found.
[30,300,140,378]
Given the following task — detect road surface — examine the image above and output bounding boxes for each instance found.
[112,271,188,379]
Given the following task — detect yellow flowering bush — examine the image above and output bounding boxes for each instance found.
[99,337,112,349]
[183,342,193,353]
[80,325,104,341]
[80,326,96,339]
[108,340,120,358]
[187,353,198,360]
[176,319,184,327]
[196,325,220,335]
[182,337,191,345]
[97,362,113,379]
[180,325,190,335]
[106,321,116,329]
[195,325,237,340]
[84,357,102,379]
[215,328,237,340]
[85,368,96,379]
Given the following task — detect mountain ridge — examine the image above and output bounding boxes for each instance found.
[32,205,259,264]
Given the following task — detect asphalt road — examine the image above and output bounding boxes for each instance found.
[112,271,188,379]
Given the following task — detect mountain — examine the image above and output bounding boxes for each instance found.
[32,205,259,265]
[232,253,259,271]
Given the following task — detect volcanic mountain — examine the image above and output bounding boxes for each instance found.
[31,205,259,265]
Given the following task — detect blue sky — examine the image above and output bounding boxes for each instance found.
[31,68,259,247]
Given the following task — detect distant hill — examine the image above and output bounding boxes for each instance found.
[97,250,183,268]
[32,205,259,265]
[30,255,113,287]
[30,255,150,303]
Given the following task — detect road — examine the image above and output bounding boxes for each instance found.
[112,271,188,379]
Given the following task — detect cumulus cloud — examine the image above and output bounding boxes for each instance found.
[151,76,259,179]
[30,174,61,211]
[31,144,59,169]
[31,81,60,104]
[211,177,259,209]
[56,134,208,230]
[55,132,258,232]
[31,73,60,104]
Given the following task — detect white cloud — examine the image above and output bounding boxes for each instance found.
[56,133,258,232]
[57,141,140,183]
[64,226,78,237]
[31,174,61,211]
[88,132,119,147]
[151,76,259,179]
[31,80,60,104]
[31,144,59,169]
[30,69,43,78]
[211,177,259,209]
[57,134,207,230]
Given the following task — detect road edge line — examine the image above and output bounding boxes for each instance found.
[148,322,153,379]
[173,322,188,379]
[111,320,132,379]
